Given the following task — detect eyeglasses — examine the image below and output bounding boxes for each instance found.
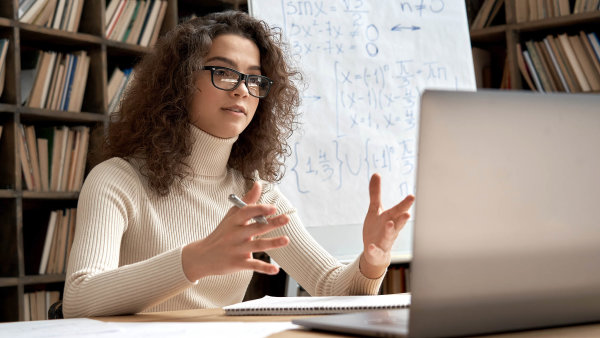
[202,66,273,98]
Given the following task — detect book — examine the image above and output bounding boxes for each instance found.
[587,32,600,65]
[107,67,125,104]
[111,0,136,41]
[65,208,77,265]
[67,51,90,112]
[66,129,80,191]
[557,33,591,92]
[557,0,570,16]
[58,129,74,191]
[106,0,128,38]
[37,137,49,191]
[18,125,35,190]
[26,51,51,108]
[33,0,57,27]
[569,34,600,91]
[39,211,58,274]
[71,126,89,190]
[472,47,492,88]
[0,39,9,98]
[50,126,68,191]
[546,34,578,92]
[483,0,504,27]
[223,293,411,315]
[59,0,74,30]
[60,53,78,111]
[139,0,162,46]
[25,125,42,191]
[148,0,167,46]
[121,0,142,42]
[20,0,49,24]
[44,52,62,109]
[18,0,37,19]
[515,0,529,22]
[533,40,561,91]
[524,40,553,91]
[471,0,496,29]
[23,293,30,321]
[523,49,544,91]
[105,0,121,27]
[50,0,66,29]
[542,38,568,91]
[126,0,151,44]
[55,208,70,273]
[580,31,600,76]
[49,55,67,110]
[516,43,537,90]
[66,0,84,32]
[528,0,538,21]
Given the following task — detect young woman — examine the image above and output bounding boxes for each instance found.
[63,11,414,318]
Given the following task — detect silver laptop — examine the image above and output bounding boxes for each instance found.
[293,90,600,337]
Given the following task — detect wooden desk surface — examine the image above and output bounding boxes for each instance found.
[93,308,600,338]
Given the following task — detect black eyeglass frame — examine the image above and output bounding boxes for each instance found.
[202,66,273,98]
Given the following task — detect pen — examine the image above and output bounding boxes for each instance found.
[228,194,269,224]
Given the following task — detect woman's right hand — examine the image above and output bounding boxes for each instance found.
[181,181,290,282]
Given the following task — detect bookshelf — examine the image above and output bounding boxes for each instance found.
[0,0,178,322]
[468,0,600,90]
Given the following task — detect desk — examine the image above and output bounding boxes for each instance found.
[93,308,600,338]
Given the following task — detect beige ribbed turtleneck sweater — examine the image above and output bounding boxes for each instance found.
[63,125,383,318]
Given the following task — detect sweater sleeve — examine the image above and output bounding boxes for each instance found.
[63,159,195,318]
[259,183,384,296]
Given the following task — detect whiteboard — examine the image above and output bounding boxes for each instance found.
[249,0,476,262]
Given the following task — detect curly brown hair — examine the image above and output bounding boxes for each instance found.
[101,11,302,196]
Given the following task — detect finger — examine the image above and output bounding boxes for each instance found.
[393,212,411,232]
[248,236,289,252]
[246,259,280,275]
[248,214,289,237]
[384,194,415,220]
[368,173,382,213]
[243,181,262,205]
[234,204,277,226]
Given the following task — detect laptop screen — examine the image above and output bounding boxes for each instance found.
[409,90,600,337]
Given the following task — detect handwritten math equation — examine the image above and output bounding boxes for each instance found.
[284,0,446,58]
[280,0,457,198]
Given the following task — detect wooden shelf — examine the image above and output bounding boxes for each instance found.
[21,274,66,285]
[22,191,79,200]
[469,0,600,90]
[0,0,180,322]
[19,108,106,123]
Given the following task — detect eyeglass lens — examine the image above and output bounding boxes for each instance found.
[211,67,270,98]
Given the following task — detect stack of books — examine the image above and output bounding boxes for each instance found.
[107,67,134,112]
[105,0,168,46]
[516,0,600,22]
[23,290,61,321]
[517,31,600,92]
[381,265,411,294]
[18,0,85,32]
[470,0,505,29]
[22,50,90,112]
[39,208,77,275]
[18,124,90,192]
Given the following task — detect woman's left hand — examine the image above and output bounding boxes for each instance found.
[360,173,415,279]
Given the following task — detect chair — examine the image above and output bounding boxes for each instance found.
[48,300,63,319]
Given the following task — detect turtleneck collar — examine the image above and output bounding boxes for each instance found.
[187,125,238,178]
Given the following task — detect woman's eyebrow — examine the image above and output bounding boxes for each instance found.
[204,56,261,71]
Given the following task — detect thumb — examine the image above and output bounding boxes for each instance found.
[243,181,262,205]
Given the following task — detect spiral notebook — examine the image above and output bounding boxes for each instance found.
[223,293,411,316]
